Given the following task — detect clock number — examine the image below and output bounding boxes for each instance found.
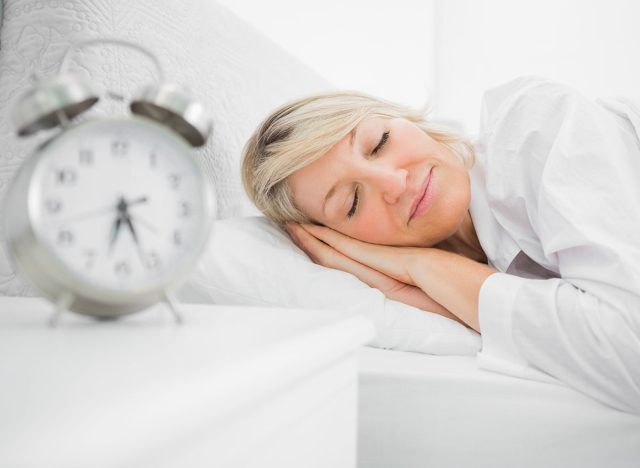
[149,151,157,168]
[79,149,94,166]
[172,230,182,246]
[168,174,181,190]
[55,168,77,186]
[144,251,160,270]
[115,260,131,276]
[57,230,74,246]
[45,198,62,214]
[178,201,191,217]
[111,139,129,157]
[83,249,96,270]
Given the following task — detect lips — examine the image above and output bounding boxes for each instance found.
[409,168,433,221]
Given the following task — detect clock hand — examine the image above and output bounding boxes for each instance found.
[123,212,148,266]
[55,196,148,227]
[56,203,116,226]
[126,196,148,207]
[121,195,158,236]
[124,213,141,246]
[128,213,159,236]
[116,196,128,213]
[108,196,129,255]
[108,215,123,254]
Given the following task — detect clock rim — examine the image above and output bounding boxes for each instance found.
[7,116,215,317]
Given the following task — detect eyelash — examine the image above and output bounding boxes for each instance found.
[371,131,389,155]
[347,130,390,219]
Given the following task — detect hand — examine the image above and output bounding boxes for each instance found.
[108,196,148,261]
[285,222,408,292]
[284,223,464,324]
[108,215,123,254]
[57,195,148,226]
[125,214,150,266]
[124,214,140,247]
[287,223,420,285]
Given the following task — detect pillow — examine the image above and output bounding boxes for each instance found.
[0,0,332,295]
[176,216,482,356]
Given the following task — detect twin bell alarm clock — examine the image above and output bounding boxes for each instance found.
[3,39,215,322]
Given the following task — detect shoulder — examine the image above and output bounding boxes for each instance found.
[476,77,597,210]
[479,75,587,137]
[477,76,640,228]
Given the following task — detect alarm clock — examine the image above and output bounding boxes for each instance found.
[3,38,215,322]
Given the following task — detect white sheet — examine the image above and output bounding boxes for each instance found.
[357,347,640,468]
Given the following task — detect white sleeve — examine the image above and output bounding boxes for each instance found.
[476,77,640,414]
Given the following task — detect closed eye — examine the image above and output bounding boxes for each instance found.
[347,187,359,218]
[371,131,390,156]
[347,130,390,219]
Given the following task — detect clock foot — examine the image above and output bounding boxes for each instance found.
[162,291,183,325]
[48,292,74,327]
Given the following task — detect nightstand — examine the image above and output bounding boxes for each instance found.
[0,296,374,468]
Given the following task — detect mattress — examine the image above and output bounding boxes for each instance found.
[357,347,640,468]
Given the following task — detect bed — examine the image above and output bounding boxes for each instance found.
[357,347,640,467]
[1,2,639,467]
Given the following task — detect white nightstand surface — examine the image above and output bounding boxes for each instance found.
[0,296,374,468]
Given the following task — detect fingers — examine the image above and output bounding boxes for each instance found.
[285,222,356,271]
[295,223,415,285]
[284,222,322,264]
[284,223,402,291]
[296,223,356,255]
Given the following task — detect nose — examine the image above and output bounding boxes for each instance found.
[367,165,408,204]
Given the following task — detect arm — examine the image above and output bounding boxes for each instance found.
[478,271,640,414]
[295,220,640,414]
[406,248,498,333]
[385,281,469,327]
[285,222,468,325]
[474,76,640,413]
[288,222,496,329]
[293,78,640,414]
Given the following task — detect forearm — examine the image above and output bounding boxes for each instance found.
[287,222,496,331]
[384,284,468,327]
[407,248,498,332]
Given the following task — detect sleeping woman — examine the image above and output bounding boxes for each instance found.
[240,76,640,414]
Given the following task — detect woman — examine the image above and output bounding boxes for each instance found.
[241,76,640,414]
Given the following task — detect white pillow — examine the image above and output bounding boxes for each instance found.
[176,216,482,356]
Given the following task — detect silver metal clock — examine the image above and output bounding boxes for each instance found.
[3,39,215,322]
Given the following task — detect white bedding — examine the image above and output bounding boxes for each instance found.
[357,347,640,468]
[177,216,482,356]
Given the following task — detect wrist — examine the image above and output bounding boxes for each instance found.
[406,247,498,333]
[406,247,440,285]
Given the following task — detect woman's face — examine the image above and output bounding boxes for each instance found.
[287,116,471,247]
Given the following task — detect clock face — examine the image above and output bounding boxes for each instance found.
[29,118,212,295]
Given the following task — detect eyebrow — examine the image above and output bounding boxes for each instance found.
[322,128,357,218]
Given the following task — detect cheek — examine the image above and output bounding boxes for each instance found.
[350,211,399,244]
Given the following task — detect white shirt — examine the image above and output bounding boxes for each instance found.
[470,76,640,414]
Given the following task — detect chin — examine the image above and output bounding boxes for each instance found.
[425,196,470,245]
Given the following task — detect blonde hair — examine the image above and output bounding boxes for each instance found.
[241,90,475,225]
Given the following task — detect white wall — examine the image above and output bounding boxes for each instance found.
[215,0,436,109]
[216,0,640,134]
[434,0,640,133]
